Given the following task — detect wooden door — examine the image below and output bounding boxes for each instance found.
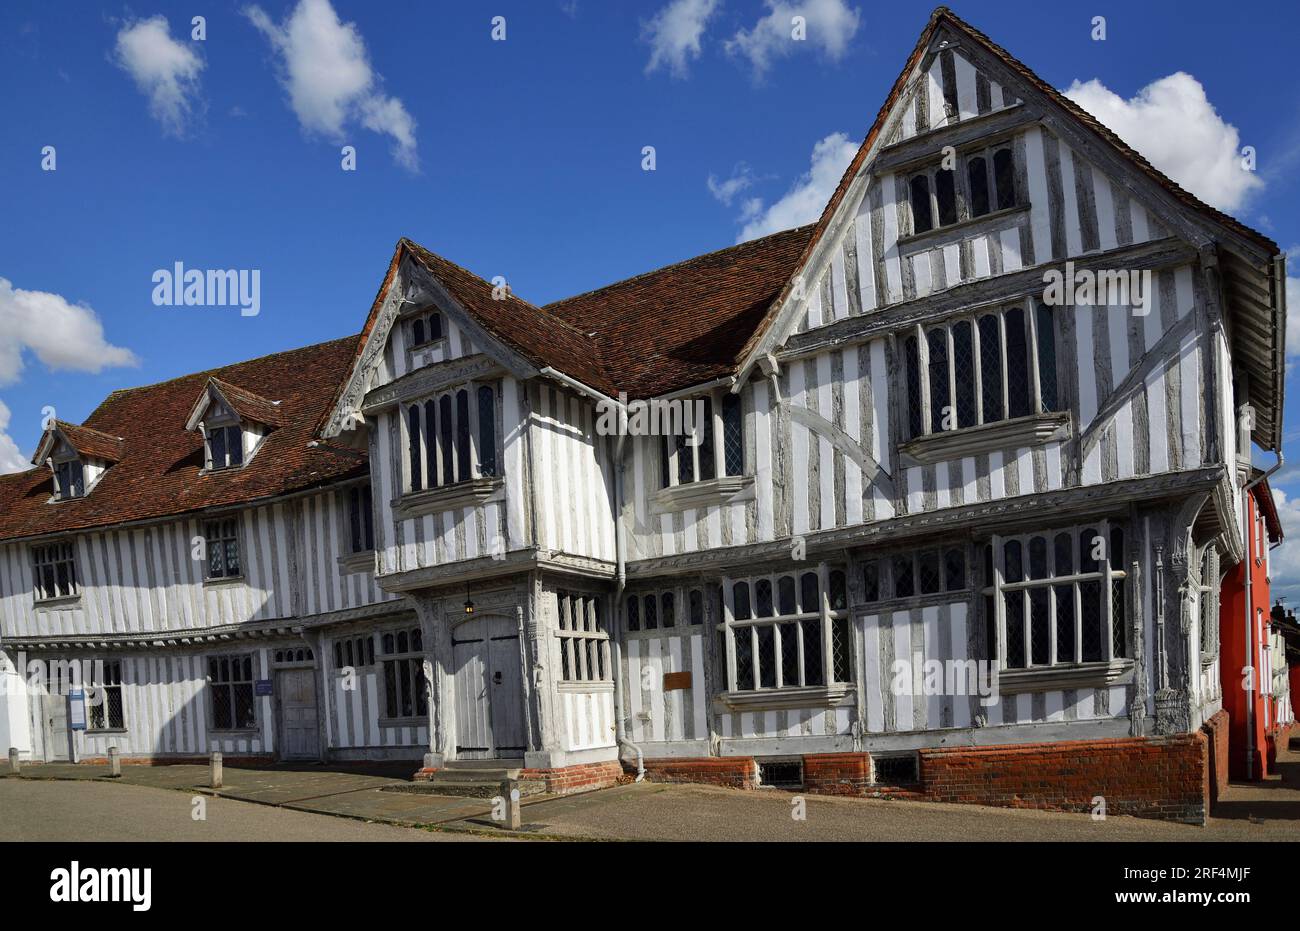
[276,668,319,760]
[452,615,525,759]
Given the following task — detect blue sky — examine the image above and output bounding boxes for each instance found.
[2,0,1299,589]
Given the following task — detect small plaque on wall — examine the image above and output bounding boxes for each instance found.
[663,671,692,691]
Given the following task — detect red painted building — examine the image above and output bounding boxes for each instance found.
[1219,475,1290,780]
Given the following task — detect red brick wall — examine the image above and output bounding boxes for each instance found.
[640,756,756,789]
[801,752,869,796]
[920,733,1208,824]
[1202,710,1230,807]
[521,760,624,795]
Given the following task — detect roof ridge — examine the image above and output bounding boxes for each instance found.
[937,7,1276,253]
[545,224,816,311]
[398,237,597,343]
[98,334,360,403]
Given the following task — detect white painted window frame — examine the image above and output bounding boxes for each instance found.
[984,522,1127,671]
[909,297,1051,436]
[718,563,850,693]
[401,379,499,494]
[661,389,744,489]
[556,590,611,683]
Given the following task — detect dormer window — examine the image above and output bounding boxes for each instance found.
[34,421,122,503]
[206,423,244,470]
[53,457,85,500]
[187,378,281,472]
[409,309,444,350]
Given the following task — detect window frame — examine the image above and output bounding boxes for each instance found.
[332,633,376,670]
[31,540,79,603]
[719,564,851,695]
[983,522,1128,673]
[208,653,257,732]
[348,484,375,554]
[87,659,126,732]
[903,297,1057,439]
[660,389,746,489]
[556,590,612,684]
[379,626,427,722]
[52,456,85,500]
[203,517,242,581]
[408,309,446,351]
[906,141,1018,236]
[204,422,244,471]
[401,380,500,494]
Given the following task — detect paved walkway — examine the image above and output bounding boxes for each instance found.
[6,741,1300,841]
[0,778,485,842]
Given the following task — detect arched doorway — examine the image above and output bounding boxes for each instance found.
[451,614,526,760]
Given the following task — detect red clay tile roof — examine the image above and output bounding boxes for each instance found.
[206,378,286,427]
[400,239,615,395]
[33,421,126,465]
[346,229,814,404]
[0,336,365,543]
[545,225,815,399]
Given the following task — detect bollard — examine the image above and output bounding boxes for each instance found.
[210,751,223,789]
[8,747,19,774]
[500,777,521,830]
[108,746,121,778]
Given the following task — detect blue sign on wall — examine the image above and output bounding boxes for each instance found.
[254,679,273,697]
[69,689,87,731]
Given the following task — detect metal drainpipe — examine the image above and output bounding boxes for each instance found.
[537,368,645,780]
[1242,451,1283,779]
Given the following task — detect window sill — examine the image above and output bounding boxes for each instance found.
[408,338,447,353]
[899,411,1071,465]
[393,477,504,520]
[86,729,128,736]
[34,594,82,610]
[720,683,852,711]
[997,659,1133,694]
[203,575,246,588]
[557,680,615,693]
[337,550,376,574]
[896,202,1031,251]
[209,728,259,736]
[652,474,754,513]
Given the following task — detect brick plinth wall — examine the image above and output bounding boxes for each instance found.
[640,757,756,789]
[920,733,1209,824]
[1203,710,1230,808]
[412,760,626,795]
[521,761,625,795]
[801,752,869,796]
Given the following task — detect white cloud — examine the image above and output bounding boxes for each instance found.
[244,0,419,170]
[735,131,858,242]
[0,277,139,385]
[725,0,861,78]
[707,163,756,206]
[0,400,29,475]
[1064,72,1262,213]
[642,0,720,78]
[1267,487,1300,603]
[112,15,205,136]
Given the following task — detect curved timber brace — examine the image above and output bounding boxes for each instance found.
[1077,311,1198,463]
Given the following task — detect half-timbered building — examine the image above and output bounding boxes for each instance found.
[0,7,1289,822]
